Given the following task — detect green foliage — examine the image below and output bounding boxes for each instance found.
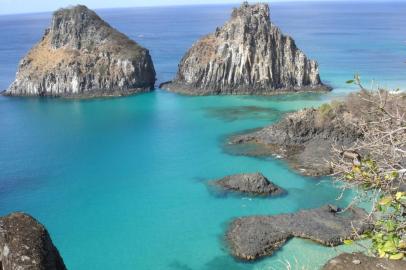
[344,158,380,189]
[344,157,406,259]
[319,103,332,116]
[347,158,406,259]
[346,73,361,85]
[317,100,343,120]
[337,77,406,260]
[343,239,354,245]
[370,192,406,259]
[344,191,406,260]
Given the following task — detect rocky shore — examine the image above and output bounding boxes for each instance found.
[322,252,406,270]
[210,172,284,196]
[228,101,362,176]
[4,5,156,98]
[161,2,330,95]
[0,212,66,270]
[226,205,371,261]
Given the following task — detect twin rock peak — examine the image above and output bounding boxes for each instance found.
[5,2,330,98]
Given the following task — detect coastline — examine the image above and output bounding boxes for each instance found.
[159,81,333,96]
[1,86,155,99]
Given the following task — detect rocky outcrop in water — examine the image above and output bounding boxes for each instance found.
[161,2,330,95]
[226,205,371,261]
[0,212,66,270]
[5,5,155,97]
[211,172,284,196]
[228,102,362,176]
[322,252,406,270]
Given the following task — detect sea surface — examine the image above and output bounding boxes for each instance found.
[0,2,405,270]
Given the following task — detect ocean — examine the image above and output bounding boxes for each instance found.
[0,1,405,269]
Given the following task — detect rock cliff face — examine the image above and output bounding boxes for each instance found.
[0,212,66,270]
[161,2,329,95]
[5,5,156,97]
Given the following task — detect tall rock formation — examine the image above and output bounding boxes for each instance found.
[5,5,156,97]
[161,2,329,95]
[0,212,66,270]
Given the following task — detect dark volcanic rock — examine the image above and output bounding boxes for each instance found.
[5,5,156,97]
[228,103,362,176]
[211,172,284,196]
[322,252,406,270]
[226,205,371,261]
[161,2,330,95]
[0,212,66,270]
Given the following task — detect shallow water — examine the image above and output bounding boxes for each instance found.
[0,2,405,270]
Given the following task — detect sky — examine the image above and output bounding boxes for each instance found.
[0,0,394,15]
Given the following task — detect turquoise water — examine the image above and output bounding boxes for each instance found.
[0,93,358,270]
[1,2,406,270]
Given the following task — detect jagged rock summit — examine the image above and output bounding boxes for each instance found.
[161,2,330,95]
[5,5,156,97]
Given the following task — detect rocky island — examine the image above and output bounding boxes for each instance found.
[0,212,66,270]
[4,5,156,98]
[210,172,284,196]
[226,205,371,261]
[161,2,330,95]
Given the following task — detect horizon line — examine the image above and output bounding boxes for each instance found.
[0,0,402,16]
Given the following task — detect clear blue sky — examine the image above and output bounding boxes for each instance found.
[0,0,391,15]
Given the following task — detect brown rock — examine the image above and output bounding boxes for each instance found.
[0,212,66,270]
[322,252,406,270]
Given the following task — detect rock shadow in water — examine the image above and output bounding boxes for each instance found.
[169,255,254,270]
[240,91,326,103]
[204,106,282,122]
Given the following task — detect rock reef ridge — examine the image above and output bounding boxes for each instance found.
[228,101,362,176]
[226,205,371,261]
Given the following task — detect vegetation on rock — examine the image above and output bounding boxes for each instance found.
[331,75,406,260]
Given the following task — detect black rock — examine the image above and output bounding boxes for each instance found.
[211,172,284,196]
[228,104,362,176]
[226,205,371,261]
